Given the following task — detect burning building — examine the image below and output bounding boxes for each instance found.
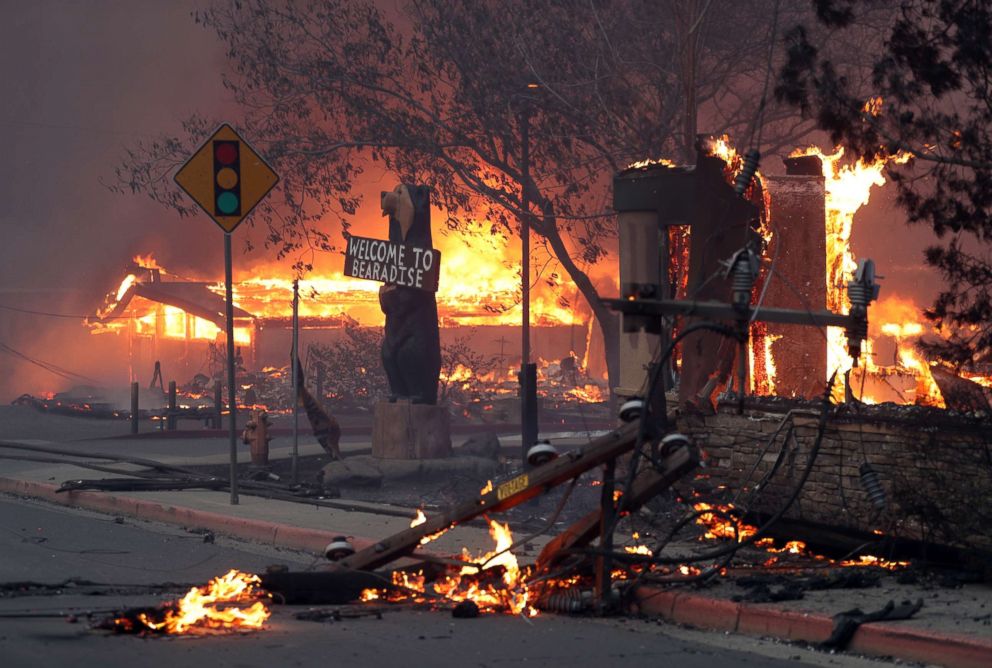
[87,258,257,384]
[84,221,611,412]
[609,135,991,557]
[615,136,991,409]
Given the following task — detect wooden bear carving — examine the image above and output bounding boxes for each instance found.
[378,184,442,404]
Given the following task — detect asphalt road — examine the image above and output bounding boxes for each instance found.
[0,494,888,668]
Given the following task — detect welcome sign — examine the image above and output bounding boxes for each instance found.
[343,235,441,292]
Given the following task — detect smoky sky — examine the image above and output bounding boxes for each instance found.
[0,0,231,302]
[0,0,946,401]
[0,0,232,399]
[0,0,943,300]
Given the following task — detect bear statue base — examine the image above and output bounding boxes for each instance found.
[372,400,452,460]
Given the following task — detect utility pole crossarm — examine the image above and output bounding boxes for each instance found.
[604,298,855,329]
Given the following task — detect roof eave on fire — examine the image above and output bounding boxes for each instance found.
[92,281,254,328]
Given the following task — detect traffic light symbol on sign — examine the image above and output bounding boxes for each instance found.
[213,140,241,217]
[174,124,278,233]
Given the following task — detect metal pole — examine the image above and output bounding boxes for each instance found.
[224,233,239,505]
[130,381,139,435]
[291,278,300,483]
[214,381,223,429]
[167,380,177,430]
[520,104,538,463]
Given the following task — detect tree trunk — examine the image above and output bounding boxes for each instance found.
[531,201,620,406]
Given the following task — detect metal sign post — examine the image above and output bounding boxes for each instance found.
[224,233,239,504]
[519,105,538,463]
[173,124,279,505]
[291,278,300,484]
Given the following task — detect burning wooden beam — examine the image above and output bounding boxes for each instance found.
[331,421,698,573]
[762,155,828,399]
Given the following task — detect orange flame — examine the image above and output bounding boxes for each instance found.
[693,502,908,570]
[862,96,884,117]
[625,531,653,556]
[360,518,535,615]
[228,220,583,327]
[90,219,586,351]
[132,253,163,270]
[704,136,778,393]
[128,569,270,634]
[410,509,450,546]
[566,384,607,403]
[788,145,912,400]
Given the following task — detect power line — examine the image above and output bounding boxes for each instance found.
[0,117,154,139]
[0,303,116,320]
[0,341,98,384]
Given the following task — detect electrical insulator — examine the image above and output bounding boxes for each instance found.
[535,587,591,613]
[323,536,356,561]
[734,149,761,196]
[526,440,559,467]
[846,259,882,364]
[726,247,759,309]
[619,397,645,423]
[859,462,887,510]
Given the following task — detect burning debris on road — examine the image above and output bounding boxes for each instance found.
[99,570,271,635]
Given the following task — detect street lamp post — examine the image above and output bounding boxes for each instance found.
[519,86,539,464]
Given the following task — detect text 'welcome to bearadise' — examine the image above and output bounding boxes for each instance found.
[344,235,441,292]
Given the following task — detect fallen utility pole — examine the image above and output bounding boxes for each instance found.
[333,421,698,573]
[535,443,698,571]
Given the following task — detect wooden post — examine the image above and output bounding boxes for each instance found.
[595,458,616,612]
[167,381,177,431]
[130,382,139,435]
[338,422,644,572]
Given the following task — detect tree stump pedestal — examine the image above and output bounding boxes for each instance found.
[372,400,452,459]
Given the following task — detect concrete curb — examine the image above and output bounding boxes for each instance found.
[632,586,992,668]
[0,476,375,556]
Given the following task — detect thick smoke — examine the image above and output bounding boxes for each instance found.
[0,1,229,400]
[0,1,942,403]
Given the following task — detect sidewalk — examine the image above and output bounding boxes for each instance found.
[0,424,989,667]
[0,448,514,559]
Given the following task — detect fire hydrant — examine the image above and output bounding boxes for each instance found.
[242,409,272,468]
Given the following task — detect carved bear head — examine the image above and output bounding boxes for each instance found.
[381,184,432,246]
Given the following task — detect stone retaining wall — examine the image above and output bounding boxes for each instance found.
[676,403,992,552]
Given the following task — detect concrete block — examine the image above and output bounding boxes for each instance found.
[458,432,501,460]
[322,457,384,488]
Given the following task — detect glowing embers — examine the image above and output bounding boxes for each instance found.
[565,384,607,403]
[623,531,653,556]
[360,518,536,616]
[108,570,271,635]
[691,502,909,571]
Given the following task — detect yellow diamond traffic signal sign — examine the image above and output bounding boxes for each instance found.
[174,124,279,233]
